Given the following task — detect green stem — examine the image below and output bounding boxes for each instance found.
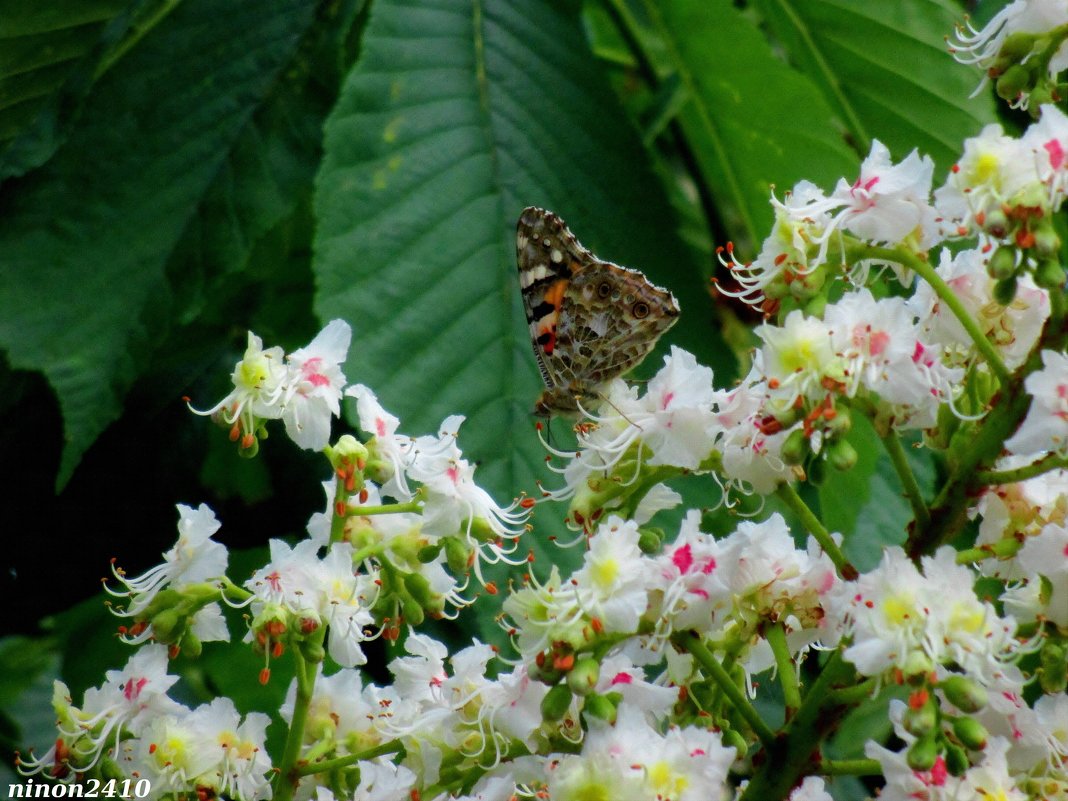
[676,631,777,748]
[776,483,856,580]
[859,245,1012,386]
[954,537,1022,565]
[820,758,882,776]
[879,430,931,529]
[828,677,878,704]
[976,452,1068,485]
[275,652,316,801]
[294,740,405,777]
[737,651,857,801]
[766,623,802,715]
[346,501,422,516]
[329,472,349,545]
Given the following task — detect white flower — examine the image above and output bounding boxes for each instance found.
[911,248,1048,371]
[789,776,834,801]
[951,0,1068,105]
[281,319,351,450]
[717,180,835,306]
[1024,103,1068,207]
[107,503,228,618]
[934,123,1038,236]
[571,516,649,633]
[346,384,416,500]
[756,310,837,409]
[834,547,1019,684]
[190,332,287,439]
[713,374,794,495]
[1005,349,1068,456]
[1014,521,1068,627]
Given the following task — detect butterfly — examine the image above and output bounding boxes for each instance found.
[516,207,680,418]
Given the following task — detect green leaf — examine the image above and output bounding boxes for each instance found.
[0,0,319,487]
[752,0,997,174]
[637,0,858,250]
[314,0,727,563]
[0,0,183,181]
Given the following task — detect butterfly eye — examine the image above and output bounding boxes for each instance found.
[597,281,612,299]
[632,301,651,319]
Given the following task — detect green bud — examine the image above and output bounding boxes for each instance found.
[582,692,618,723]
[99,757,127,782]
[1038,641,1068,694]
[939,675,988,713]
[944,742,970,776]
[906,731,940,772]
[404,572,434,607]
[993,275,1017,306]
[806,456,826,485]
[541,683,573,722]
[782,428,808,466]
[329,434,369,466]
[567,657,601,696]
[151,609,182,642]
[721,728,748,757]
[417,543,443,563]
[1034,257,1065,290]
[1029,83,1053,106]
[987,246,1017,280]
[764,273,789,300]
[637,526,663,554]
[790,265,825,299]
[1032,225,1062,258]
[803,294,827,319]
[982,207,1010,239]
[444,536,471,574]
[301,638,326,664]
[999,31,1037,61]
[825,407,852,437]
[827,439,858,471]
[903,650,934,680]
[401,594,425,627]
[952,716,988,751]
[527,657,561,686]
[903,700,939,736]
[180,630,203,659]
[238,437,260,458]
[465,516,496,543]
[996,64,1031,101]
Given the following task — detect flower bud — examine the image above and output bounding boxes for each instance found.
[541,683,573,722]
[583,692,618,723]
[952,716,988,751]
[444,536,472,573]
[903,699,938,736]
[567,656,601,696]
[996,64,1030,101]
[944,743,969,776]
[782,428,808,466]
[939,675,987,713]
[418,542,443,563]
[1038,641,1068,695]
[401,594,425,627]
[180,630,203,659]
[150,608,183,643]
[906,731,940,771]
[1034,257,1065,290]
[721,728,748,757]
[637,526,663,554]
[1032,225,1061,258]
[827,439,858,472]
[982,207,1010,239]
[992,275,1017,306]
[986,246,1017,280]
[999,31,1037,62]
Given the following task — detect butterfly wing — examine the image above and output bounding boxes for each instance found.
[516,207,680,416]
[516,207,595,392]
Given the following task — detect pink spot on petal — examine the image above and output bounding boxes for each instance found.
[610,672,633,686]
[672,544,694,574]
[1044,139,1065,171]
[124,676,148,702]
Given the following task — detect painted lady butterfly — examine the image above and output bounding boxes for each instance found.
[517,207,680,417]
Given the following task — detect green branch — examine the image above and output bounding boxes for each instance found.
[676,631,777,748]
[820,758,882,776]
[977,451,1068,485]
[766,623,802,714]
[858,244,1012,386]
[346,500,422,516]
[879,430,931,529]
[294,740,405,777]
[777,483,856,580]
[275,652,316,801]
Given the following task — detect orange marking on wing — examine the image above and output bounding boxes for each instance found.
[544,278,568,309]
